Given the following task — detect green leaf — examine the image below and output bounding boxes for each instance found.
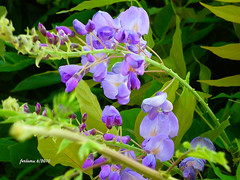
[38,137,87,170]
[144,27,155,48]
[0,109,19,117]
[202,44,240,61]
[0,52,35,72]
[210,162,235,180]
[75,80,116,133]
[134,110,147,143]
[200,118,230,142]
[173,74,196,146]
[12,71,61,92]
[200,2,240,23]
[198,75,240,87]
[169,15,186,78]
[57,139,72,154]
[211,92,240,99]
[9,137,42,168]
[216,0,240,2]
[153,4,173,39]
[237,162,240,180]
[59,0,131,13]
[120,108,140,139]
[0,40,5,61]
[0,6,7,17]
[233,23,240,40]
[192,50,211,93]
[0,138,17,162]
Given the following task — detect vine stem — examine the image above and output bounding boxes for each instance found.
[11,123,171,180]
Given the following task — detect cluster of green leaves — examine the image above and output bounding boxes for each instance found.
[0,0,240,179]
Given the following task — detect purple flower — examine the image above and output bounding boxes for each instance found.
[59,65,84,92]
[140,112,179,139]
[94,156,107,165]
[99,164,121,180]
[56,26,75,37]
[101,72,130,105]
[141,92,174,120]
[117,135,131,144]
[120,168,147,180]
[103,133,116,141]
[142,135,174,162]
[92,11,120,31]
[190,137,215,151]
[73,19,87,35]
[142,154,156,169]
[118,6,149,35]
[97,26,114,41]
[101,105,122,129]
[82,153,94,168]
[78,123,86,132]
[121,149,136,159]
[85,19,96,32]
[179,157,206,180]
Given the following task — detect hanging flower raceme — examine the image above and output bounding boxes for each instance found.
[179,137,215,180]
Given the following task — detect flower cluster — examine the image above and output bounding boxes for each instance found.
[140,92,179,168]
[51,6,152,105]
[179,137,215,180]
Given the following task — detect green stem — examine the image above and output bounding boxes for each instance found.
[11,124,170,180]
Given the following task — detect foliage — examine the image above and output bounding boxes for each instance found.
[0,0,239,179]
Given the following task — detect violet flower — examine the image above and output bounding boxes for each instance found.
[101,105,122,129]
[179,157,206,180]
[120,168,147,180]
[142,134,174,162]
[118,6,149,36]
[59,65,84,92]
[142,154,156,169]
[101,72,130,105]
[140,111,179,139]
[99,164,121,180]
[73,19,87,35]
[190,137,215,151]
[82,153,94,168]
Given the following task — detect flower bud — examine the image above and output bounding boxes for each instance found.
[23,104,30,113]
[35,102,41,115]
[56,26,75,37]
[86,53,95,63]
[94,156,106,165]
[103,133,116,141]
[89,128,97,135]
[81,113,87,123]
[82,153,94,168]
[85,20,95,32]
[42,108,47,116]
[38,23,47,36]
[73,19,87,35]
[79,123,86,132]
[117,135,131,144]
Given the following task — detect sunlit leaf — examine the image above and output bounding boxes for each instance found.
[38,137,87,170]
[198,75,240,87]
[173,74,196,146]
[202,44,240,61]
[59,0,132,13]
[201,118,230,142]
[170,15,186,78]
[216,0,240,2]
[57,139,72,154]
[75,80,116,133]
[12,71,61,92]
[200,2,240,23]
